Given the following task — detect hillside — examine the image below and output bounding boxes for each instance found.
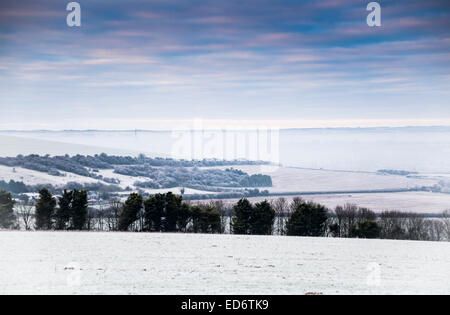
[0,154,271,195]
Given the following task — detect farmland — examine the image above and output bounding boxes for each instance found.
[0,231,449,295]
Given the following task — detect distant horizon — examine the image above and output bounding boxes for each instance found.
[2,126,450,132]
[2,118,450,132]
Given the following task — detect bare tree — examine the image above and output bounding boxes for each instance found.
[106,199,122,231]
[356,207,376,224]
[443,210,450,241]
[379,211,408,240]
[97,204,105,231]
[290,197,304,213]
[209,200,228,234]
[273,197,288,235]
[427,219,445,242]
[334,204,358,238]
[16,202,34,231]
[406,213,429,241]
[334,206,344,237]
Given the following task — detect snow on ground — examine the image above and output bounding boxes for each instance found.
[97,169,153,189]
[308,192,450,213]
[0,232,448,295]
[142,187,216,195]
[0,166,216,196]
[2,163,449,212]
[0,135,141,157]
[0,165,99,186]
[213,192,450,214]
[115,188,216,199]
[96,169,216,195]
[212,165,438,193]
[1,158,440,194]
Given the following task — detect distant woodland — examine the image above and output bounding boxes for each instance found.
[0,154,272,193]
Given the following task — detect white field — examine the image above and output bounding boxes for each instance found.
[0,135,141,157]
[203,165,450,213]
[212,165,439,193]
[0,232,449,295]
[213,192,450,214]
[308,192,450,213]
[0,165,99,186]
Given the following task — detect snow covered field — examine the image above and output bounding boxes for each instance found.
[0,232,449,295]
[1,163,438,193]
[0,165,100,187]
[211,165,438,193]
[214,192,450,214]
[0,135,140,157]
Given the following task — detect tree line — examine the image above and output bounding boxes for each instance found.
[1,189,450,242]
[0,154,271,190]
[0,154,268,176]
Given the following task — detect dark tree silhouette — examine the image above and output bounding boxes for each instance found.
[251,201,275,235]
[72,190,88,230]
[35,188,56,230]
[0,190,16,229]
[144,194,165,232]
[286,201,328,237]
[55,190,73,230]
[118,193,143,231]
[350,220,381,239]
[164,192,182,232]
[232,198,253,235]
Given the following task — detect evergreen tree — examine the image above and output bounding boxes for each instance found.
[164,192,182,232]
[143,193,182,232]
[350,220,381,239]
[119,193,143,231]
[232,198,253,234]
[0,190,16,229]
[35,188,56,230]
[144,194,165,231]
[286,201,329,237]
[177,203,191,232]
[190,205,203,233]
[189,205,221,234]
[55,190,73,230]
[251,200,275,235]
[203,206,221,234]
[72,190,88,230]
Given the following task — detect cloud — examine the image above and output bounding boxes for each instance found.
[0,0,449,129]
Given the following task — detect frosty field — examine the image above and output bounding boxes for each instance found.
[211,165,439,193]
[214,192,450,214]
[1,232,449,295]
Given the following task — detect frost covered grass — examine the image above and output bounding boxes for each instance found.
[212,165,438,193]
[0,231,449,295]
[215,191,450,214]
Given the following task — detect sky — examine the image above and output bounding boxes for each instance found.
[0,0,449,130]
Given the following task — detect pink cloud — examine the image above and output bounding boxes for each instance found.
[0,9,60,18]
[191,16,240,24]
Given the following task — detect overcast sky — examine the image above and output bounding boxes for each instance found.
[0,0,449,130]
